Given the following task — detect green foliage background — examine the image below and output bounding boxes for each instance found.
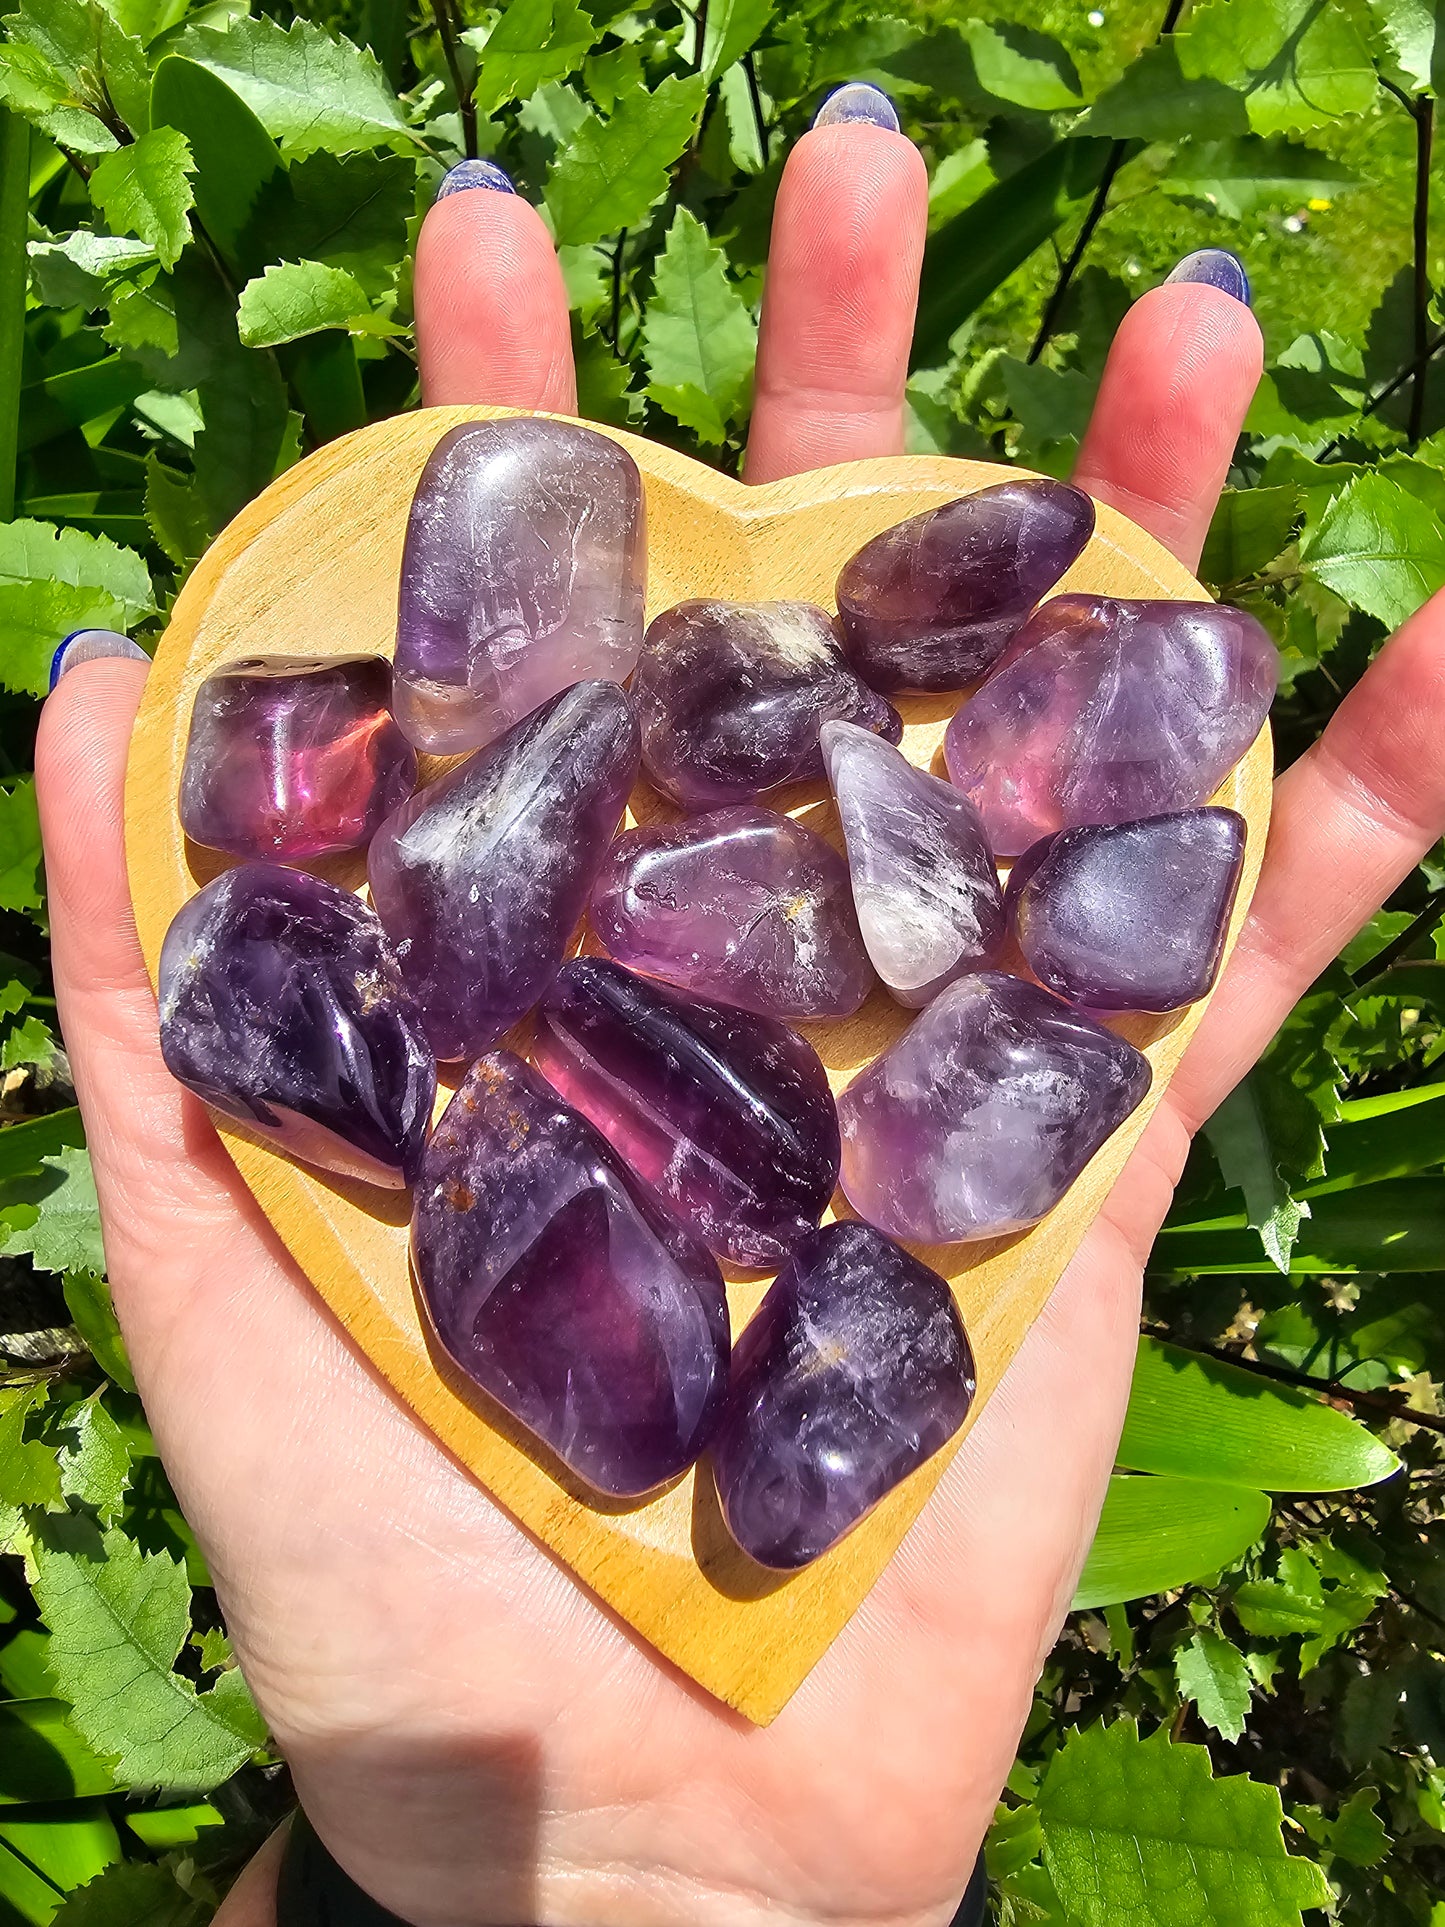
[1,0,1445,1921]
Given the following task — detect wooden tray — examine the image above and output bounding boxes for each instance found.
[124,408,1272,1725]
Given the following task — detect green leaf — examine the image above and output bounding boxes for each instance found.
[1369,0,1445,94]
[466,0,596,118]
[176,15,413,159]
[0,1148,106,1279]
[3,0,150,138]
[0,1111,85,1185]
[265,150,414,298]
[0,1701,116,1805]
[88,128,195,272]
[62,1272,134,1393]
[1082,38,1248,140]
[1298,1784,1392,1867]
[1304,1078,1445,1192]
[0,523,153,698]
[2,1016,57,1072]
[0,1832,61,1924]
[1202,1063,1324,1272]
[999,359,1096,451]
[1201,486,1301,588]
[1179,0,1377,136]
[236,260,397,348]
[0,1807,120,1902]
[56,1396,131,1527]
[1175,1629,1253,1742]
[1157,1176,1445,1272]
[641,208,756,444]
[0,780,42,916]
[1160,136,1356,221]
[958,19,1080,110]
[699,0,774,85]
[0,43,116,154]
[1233,1541,1385,1668]
[48,1861,205,1927]
[144,454,208,572]
[27,231,157,309]
[1301,473,1445,627]
[1073,1475,1271,1610]
[545,74,706,247]
[124,1803,223,1850]
[149,56,285,283]
[0,1383,62,1510]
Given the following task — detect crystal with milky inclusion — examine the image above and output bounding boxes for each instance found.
[394,419,646,754]
[590,805,873,1019]
[1008,808,1247,1013]
[711,1222,975,1569]
[368,682,638,1063]
[822,721,1004,1008]
[159,864,435,1188]
[944,594,1278,858]
[837,970,1150,1244]
[633,600,902,808]
[834,479,1095,692]
[179,655,417,860]
[413,1051,729,1497]
[533,958,840,1267]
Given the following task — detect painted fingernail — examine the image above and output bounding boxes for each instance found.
[812,82,901,134]
[436,158,516,200]
[49,629,149,692]
[1164,249,1251,306]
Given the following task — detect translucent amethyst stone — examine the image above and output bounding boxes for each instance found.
[590,805,873,1019]
[944,594,1278,857]
[711,1222,975,1569]
[179,655,417,860]
[158,864,434,1188]
[837,971,1150,1243]
[632,600,902,808]
[394,419,645,754]
[533,958,840,1267]
[1008,809,1247,1013]
[368,682,638,1063]
[834,479,1095,692]
[821,721,1004,1009]
[413,1051,729,1497]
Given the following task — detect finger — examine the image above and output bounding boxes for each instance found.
[413,173,577,412]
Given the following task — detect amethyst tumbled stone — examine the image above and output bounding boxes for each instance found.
[533,958,840,1267]
[834,479,1095,691]
[159,864,435,1188]
[179,654,417,860]
[413,1052,729,1497]
[837,971,1151,1243]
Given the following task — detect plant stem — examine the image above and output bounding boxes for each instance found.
[0,111,29,525]
[1141,1326,1445,1438]
[694,0,709,73]
[743,52,769,164]
[609,229,627,348]
[1026,140,1126,363]
[1409,95,1434,445]
[1316,328,1445,460]
[432,0,476,160]
[1351,886,1445,984]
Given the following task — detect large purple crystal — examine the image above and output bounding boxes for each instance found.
[589,805,873,1019]
[368,682,638,1063]
[837,971,1151,1243]
[944,594,1277,857]
[821,721,1004,1008]
[179,655,417,860]
[158,864,434,1188]
[711,1222,975,1569]
[532,958,840,1267]
[413,1052,729,1497]
[632,600,901,809]
[834,479,1095,692]
[1008,808,1247,1013]
[393,419,645,754]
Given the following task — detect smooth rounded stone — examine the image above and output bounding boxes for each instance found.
[590,805,873,1019]
[822,721,1005,1009]
[533,958,840,1267]
[394,418,645,754]
[178,654,417,860]
[837,970,1151,1244]
[944,594,1278,857]
[413,1051,729,1498]
[710,1222,975,1570]
[158,864,434,1188]
[368,682,638,1063]
[834,479,1095,692]
[1008,808,1247,1013]
[633,599,902,808]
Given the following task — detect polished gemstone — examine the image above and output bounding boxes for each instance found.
[1008,808,1247,1013]
[394,418,645,753]
[368,682,638,1062]
[633,599,901,808]
[178,654,417,860]
[158,864,434,1188]
[413,1051,729,1497]
[834,479,1095,691]
[590,805,873,1019]
[822,721,1004,1008]
[837,970,1150,1243]
[711,1222,975,1569]
[944,594,1277,857]
[533,958,840,1267]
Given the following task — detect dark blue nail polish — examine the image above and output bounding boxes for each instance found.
[1164,249,1251,306]
[436,158,516,200]
[49,629,149,692]
[812,82,901,134]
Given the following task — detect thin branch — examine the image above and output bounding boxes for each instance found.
[609,228,627,349]
[0,111,28,524]
[1026,140,1126,364]
[1351,885,1445,984]
[742,51,769,164]
[432,0,476,160]
[1315,327,1445,461]
[1409,95,1434,444]
[694,0,709,72]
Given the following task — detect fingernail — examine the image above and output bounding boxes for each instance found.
[1164,249,1251,307]
[50,630,149,692]
[812,82,901,134]
[436,158,516,200]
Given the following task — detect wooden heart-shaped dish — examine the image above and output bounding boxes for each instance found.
[125,407,1272,1724]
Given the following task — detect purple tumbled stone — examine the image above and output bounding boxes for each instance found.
[368,681,638,1063]
[711,1222,975,1569]
[394,419,645,754]
[158,864,434,1188]
[821,721,1004,1008]
[834,479,1095,692]
[633,599,902,808]
[1008,809,1247,1013]
[944,594,1278,857]
[179,654,417,860]
[590,805,873,1019]
[413,1051,729,1497]
[533,958,840,1267]
[837,970,1150,1243]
